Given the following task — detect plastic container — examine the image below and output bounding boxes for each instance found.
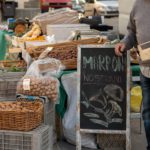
[130,86,142,113]
[2,2,16,18]
[131,65,140,77]
[0,72,25,101]
[0,124,53,150]
[46,24,90,42]
[7,18,16,30]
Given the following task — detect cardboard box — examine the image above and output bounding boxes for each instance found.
[47,24,90,42]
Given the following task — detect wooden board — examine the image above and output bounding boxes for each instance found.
[9,47,22,53]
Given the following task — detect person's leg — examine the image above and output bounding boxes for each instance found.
[0,2,2,23]
[140,73,150,150]
[144,120,150,150]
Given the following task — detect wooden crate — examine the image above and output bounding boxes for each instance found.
[26,37,107,70]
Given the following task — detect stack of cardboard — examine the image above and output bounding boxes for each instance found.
[33,8,79,34]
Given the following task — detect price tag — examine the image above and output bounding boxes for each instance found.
[23,79,30,91]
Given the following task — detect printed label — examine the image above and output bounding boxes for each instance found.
[23,79,30,91]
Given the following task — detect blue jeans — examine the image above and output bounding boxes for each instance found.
[141,73,150,150]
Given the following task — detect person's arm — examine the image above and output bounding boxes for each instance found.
[115,6,137,56]
[122,9,137,50]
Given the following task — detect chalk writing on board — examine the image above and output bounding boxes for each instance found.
[83,74,122,84]
[81,84,123,128]
[83,55,124,72]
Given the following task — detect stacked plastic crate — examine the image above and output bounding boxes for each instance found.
[0,72,25,101]
[0,125,53,150]
[0,72,55,150]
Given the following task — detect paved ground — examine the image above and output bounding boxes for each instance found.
[54,119,147,150]
[131,119,147,150]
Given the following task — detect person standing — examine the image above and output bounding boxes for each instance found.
[0,0,3,22]
[115,0,150,149]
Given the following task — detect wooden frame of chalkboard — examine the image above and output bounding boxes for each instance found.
[76,45,131,150]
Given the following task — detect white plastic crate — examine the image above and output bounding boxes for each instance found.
[0,124,53,150]
[0,72,25,101]
[44,99,55,127]
[47,24,90,42]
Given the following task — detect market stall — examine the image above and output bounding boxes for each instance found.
[0,7,141,150]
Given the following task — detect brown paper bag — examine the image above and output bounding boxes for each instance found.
[138,41,150,63]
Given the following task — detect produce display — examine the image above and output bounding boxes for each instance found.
[47,46,77,69]
[48,45,77,60]
[0,60,27,72]
[14,19,27,36]
[17,76,59,102]
[0,101,42,112]
[0,7,119,139]
[20,22,42,41]
[27,35,45,41]
[1,60,26,68]
[15,24,26,36]
[0,101,43,131]
[41,37,107,69]
[27,37,107,59]
[42,46,76,70]
[26,37,107,69]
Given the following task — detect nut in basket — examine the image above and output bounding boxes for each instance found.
[0,101,43,131]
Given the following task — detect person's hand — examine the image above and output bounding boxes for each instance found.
[115,43,125,56]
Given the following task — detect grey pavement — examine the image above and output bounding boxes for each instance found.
[53,119,147,150]
[131,119,147,150]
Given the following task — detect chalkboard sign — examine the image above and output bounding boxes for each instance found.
[76,45,131,150]
[79,46,128,131]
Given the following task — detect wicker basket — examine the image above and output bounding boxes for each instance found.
[62,59,77,70]
[26,37,107,59]
[0,101,43,131]
[0,60,26,68]
[16,95,55,127]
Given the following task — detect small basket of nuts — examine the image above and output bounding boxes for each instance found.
[0,101,43,131]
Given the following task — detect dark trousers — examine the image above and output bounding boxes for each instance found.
[141,73,150,150]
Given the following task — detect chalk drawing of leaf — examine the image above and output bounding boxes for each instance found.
[90,119,108,128]
[84,113,99,118]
